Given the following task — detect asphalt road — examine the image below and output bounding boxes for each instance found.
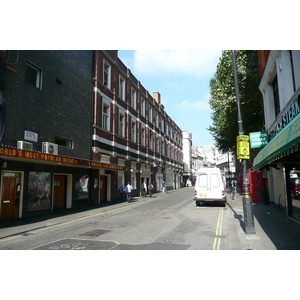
[0,187,228,250]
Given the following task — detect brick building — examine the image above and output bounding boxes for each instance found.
[0,50,183,221]
[92,51,183,200]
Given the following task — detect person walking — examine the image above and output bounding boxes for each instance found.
[148,182,154,198]
[162,181,167,193]
[118,184,125,202]
[125,182,133,202]
[140,181,147,197]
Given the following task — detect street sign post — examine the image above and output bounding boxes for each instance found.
[249,132,268,148]
[237,135,250,160]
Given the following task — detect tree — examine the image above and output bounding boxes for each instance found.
[208,50,264,154]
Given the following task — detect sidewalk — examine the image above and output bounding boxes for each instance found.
[226,192,300,250]
[0,190,171,240]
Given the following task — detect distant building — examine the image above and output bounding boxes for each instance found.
[182,131,192,186]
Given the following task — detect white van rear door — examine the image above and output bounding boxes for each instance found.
[209,172,223,198]
[197,172,208,197]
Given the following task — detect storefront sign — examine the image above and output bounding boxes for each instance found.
[0,147,125,170]
[270,94,300,140]
[249,132,269,148]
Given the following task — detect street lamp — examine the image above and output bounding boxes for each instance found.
[231,50,255,234]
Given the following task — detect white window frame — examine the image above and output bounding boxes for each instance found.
[141,126,146,146]
[131,121,136,143]
[131,88,136,109]
[103,60,111,89]
[26,62,42,89]
[149,131,153,150]
[149,107,153,122]
[119,76,125,100]
[141,99,145,117]
[119,112,125,137]
[102,100,110,131]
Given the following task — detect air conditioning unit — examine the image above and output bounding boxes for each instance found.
[42,142,58,155]
[17,141,33,151]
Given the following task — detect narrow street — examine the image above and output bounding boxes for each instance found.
[0,187,229,250]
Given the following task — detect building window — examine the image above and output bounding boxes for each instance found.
[155,114,159,127]
[131,121,136,142]
[26,62,42,89]
[55,136,73,148]
[149,107,153,122]
[119,76,125,100]
[131,88,136,109]
[103,60,111,89]
[141,127,145,146]
[141,99,145,117]
[149,131,153,150]
[119,113,125,137]
[272,75,280,117]
[156,137,159,152]
[103,103,110,130]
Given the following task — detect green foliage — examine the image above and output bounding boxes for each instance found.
[208,50,264,153]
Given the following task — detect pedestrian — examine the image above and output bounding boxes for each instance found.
[148,182,154,198]
[162,181,167,193]
[118,184,125,202]
[125,182,133,202]
[140,181,147,197]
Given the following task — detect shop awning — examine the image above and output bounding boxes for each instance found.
[252,113,300,171]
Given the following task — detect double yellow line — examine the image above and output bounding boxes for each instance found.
[213,209,224,250]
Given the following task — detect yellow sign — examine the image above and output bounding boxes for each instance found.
[237,135,249,142]
[237,140,250,159]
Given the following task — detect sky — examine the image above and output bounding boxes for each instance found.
[118,50,222,147]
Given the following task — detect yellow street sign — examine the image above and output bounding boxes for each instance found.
[237,135,249,142]
[237,140,250,159]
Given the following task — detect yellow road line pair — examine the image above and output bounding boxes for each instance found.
[212,209,224,250]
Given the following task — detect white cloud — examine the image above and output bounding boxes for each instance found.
[133,50,221,78]
[177,99,210,111]
[177,94,211,111]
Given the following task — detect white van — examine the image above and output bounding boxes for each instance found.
[194,168,226,206]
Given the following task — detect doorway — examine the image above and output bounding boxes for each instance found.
[53,175,67,209]
[0,172,21,221]
[100,175,107,202]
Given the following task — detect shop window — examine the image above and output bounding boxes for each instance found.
[74,175,89,201]
[26,62,42,89]
[27,172,51,212]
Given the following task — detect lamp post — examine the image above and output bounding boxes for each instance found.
[231,50,255,234]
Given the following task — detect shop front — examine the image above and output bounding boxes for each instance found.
[253,112,300,218]
[0,147,125,221]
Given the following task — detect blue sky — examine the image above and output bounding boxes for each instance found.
[118,50,222,147]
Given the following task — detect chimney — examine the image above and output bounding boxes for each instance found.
[153,92,161,104]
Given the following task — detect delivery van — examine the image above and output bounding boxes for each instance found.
[194,168,226,206]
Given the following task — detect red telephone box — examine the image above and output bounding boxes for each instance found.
[249,169,264,202]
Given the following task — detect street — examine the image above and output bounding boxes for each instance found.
[0,187,229,250]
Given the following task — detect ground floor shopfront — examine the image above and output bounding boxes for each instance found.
[0,147,182,221]
[253,112,300,220]
[0,147,125,221]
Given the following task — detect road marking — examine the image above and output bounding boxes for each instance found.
[213,209,224,250]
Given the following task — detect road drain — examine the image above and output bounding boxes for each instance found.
[80,229,111,237]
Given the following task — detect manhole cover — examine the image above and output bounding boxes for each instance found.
[80,229,111,237]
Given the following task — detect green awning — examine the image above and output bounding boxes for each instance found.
[252,112,300,170]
